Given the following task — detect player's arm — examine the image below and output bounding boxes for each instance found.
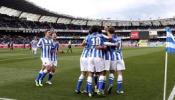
[96,37,107,50]
[101,34,109,39]
[104,25,113,38]
[81,35,89,46]
[104,42,119,46]
[37,38,42,48]
[96,45,106,50]
[56,43,60,55]
[81,39,86,46]
[117,39,122,50]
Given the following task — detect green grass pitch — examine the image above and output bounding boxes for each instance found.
[0,47,175,100]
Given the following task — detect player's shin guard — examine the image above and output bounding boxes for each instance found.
[87,76,93,94]
[98,75,105,92]
[39,69,47,81]
[48,72,54,81]
[76,74,84,92]
[109,73,114,86]
[84,82,88,93]
[107,73,114,94]
[36,70,43,81]
[117,75,123,92]
[34,50,37,55]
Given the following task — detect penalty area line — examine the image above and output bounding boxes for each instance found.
[168,85,175,100]
[0,98,16,100]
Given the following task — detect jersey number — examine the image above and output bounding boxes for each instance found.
[92,37,101,46]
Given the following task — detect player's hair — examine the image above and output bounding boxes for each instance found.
[90,26,99,33]
[89,29,92,34]
[108,26,115,34]
[98,27,102,33]
[44,29,51,33]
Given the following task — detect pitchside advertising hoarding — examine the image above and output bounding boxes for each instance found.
[130,31,149,39]
[139,31,149,39]
[130,31,149,47]
[130,31,139,39]
[0,44,30,48]
[0,44,82,48]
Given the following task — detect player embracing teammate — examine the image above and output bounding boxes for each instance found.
[104,26,125,94]
[75,26,126,97]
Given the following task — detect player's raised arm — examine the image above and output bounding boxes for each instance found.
[103,26,113,40]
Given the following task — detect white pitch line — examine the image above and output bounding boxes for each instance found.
[0,57,37,62]
[0,98,16,100]
[168,85,175,100]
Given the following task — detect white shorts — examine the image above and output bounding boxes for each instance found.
[41,58,52,67]
[32,48,37,51]
[80,57,88,72]
[104,60,110,71]
[111,60,125,71]
[51,61,58,67]
[88,57,104,73]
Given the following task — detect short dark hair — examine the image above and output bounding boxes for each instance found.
[89,29,92,34]
[108,26,115,34]
[44,29,51,33]
[98,27,102,33]
[90,26,99,33]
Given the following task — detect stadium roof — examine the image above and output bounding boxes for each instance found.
[0,0,72,19]
[0,0,175,26]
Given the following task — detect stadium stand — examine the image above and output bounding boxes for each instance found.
[0,0,175,47]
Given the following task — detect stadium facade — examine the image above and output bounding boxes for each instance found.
[0,0,175,48]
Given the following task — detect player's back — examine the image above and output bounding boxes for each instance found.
[88,32,104,58]
[108,35,120,52]
[101,34,112,60]
[109,35,123,60]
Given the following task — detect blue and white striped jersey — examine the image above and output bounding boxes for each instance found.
[37,38,53,59]
[110,35,123,60]
[88,32,104,58]
[103,49,112,60]
[31,40,38,48]
[51,41,59,61]
[101,34,112,60]
[81,34,91,58]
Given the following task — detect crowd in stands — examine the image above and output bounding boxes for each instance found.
[0,34,83,45]
[58,39,82,44]
[57,32,87,37]
[0,35,32,44]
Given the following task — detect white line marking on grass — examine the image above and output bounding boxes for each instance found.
[0,98,16,100]
[168,85,175,100]
[0,57,37,62]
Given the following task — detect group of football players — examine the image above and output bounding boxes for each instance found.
[75,26,126,97]
[33,26,125,98]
